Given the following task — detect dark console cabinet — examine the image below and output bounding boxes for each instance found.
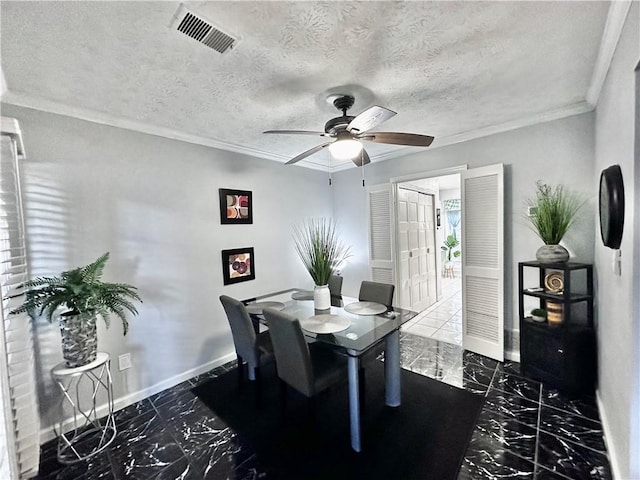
[518,261,596,394]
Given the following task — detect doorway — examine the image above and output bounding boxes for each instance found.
[397,174,463,346]
[367,164,504,360]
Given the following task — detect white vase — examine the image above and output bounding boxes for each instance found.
[313,284,331,311]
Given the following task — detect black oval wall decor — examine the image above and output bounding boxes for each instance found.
[599,164,625,249]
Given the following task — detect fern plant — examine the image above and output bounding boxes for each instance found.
[525,181,584,245]
[10,252,141,334]
[292,218,352,286]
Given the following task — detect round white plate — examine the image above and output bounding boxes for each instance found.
[291,290,313,301]
[344,301,387,315]
[300,314,351,334]
[246,301,285,315]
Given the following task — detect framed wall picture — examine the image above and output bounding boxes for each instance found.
[219,189,252,224]
[222,247,255,285]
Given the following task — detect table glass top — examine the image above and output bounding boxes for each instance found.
[244,288,418,354]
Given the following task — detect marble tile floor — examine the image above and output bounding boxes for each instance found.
[35,332,611,480]
[403,273,463,346]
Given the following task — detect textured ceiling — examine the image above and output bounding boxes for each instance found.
[0,1,610,169]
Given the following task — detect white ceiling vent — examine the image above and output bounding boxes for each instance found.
[171,5,238,54]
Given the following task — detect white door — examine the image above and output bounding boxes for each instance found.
[461,164,504,361]
[366,184,395,289]
[396,187,437,311]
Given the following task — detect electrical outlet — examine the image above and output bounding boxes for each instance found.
[118,353,132,371]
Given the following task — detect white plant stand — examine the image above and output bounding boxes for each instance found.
[51,352,116,464]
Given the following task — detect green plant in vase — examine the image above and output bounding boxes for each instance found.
[525,181,584,263]
[10,252,141,367]
[441,234,461,264]
[292,218,351,310]
[530,308,547,322]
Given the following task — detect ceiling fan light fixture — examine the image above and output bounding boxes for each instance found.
[329,138,362,160]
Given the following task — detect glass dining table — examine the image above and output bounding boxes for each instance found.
[242,288,418,452]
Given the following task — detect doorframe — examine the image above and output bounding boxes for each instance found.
[390,165,468,310]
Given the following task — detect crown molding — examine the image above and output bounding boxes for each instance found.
[327,101,595,172]
[0,90,299,164]
[586,1,633,106]
[431,101,594,150]
[2,90,594,174]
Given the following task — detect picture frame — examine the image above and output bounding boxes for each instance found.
[221,247,255,285]
[219,188,253,224]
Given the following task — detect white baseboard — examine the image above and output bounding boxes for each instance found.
[504,349,521,363]
[39,351,236,444]
[596,388,623,480]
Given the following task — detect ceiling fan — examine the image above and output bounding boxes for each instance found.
[264,95,435,167]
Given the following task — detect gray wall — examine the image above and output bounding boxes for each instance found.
[593,4,639,478]
[1,104,332,434]
[332,112,597,338]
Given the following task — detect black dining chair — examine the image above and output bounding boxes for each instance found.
[262,307,347,418]
[329,274,344,307]
[357,280,396,408]
[219,295,274,405]
[359,280,395,308]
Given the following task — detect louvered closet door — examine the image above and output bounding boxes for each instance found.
[367,184,395,292]
[461,164,504,361]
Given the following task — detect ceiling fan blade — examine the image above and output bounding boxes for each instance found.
[264,130,327,136]
[346,106,396,134]
[360,132,435,147]
[352,148,371,167]
[285,142,332,165]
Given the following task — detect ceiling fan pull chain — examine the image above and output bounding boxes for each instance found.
[361,155,366,187]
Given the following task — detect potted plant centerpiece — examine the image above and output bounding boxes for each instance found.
[10,252,141,367]
[292,218,351,311]
[525,181,584,263]
[441,234,461,269]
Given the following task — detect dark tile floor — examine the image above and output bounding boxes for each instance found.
[35,332,611,479]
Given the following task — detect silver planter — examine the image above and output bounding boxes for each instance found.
[535,244,570,264]
[59,313,98,367]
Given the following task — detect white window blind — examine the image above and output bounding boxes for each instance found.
[0,117,40,479]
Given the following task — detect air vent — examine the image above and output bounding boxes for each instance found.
[171,6,237,54]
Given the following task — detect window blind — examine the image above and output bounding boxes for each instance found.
[0,117,40,479]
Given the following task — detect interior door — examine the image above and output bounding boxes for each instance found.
[461,164,504,361]
[396,187,437,311]
[367,184,395,289]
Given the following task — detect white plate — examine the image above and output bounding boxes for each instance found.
[291,290,313,301]
[344,301,387,315]
[300,314,351,334]
[245,301,285,315]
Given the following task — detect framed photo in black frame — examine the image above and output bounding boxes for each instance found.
[219,189,253,224]
[221,247,255,285]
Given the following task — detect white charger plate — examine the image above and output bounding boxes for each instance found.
[291,290,314,301]
[344,301,387,315]
[300,314,351,334]
[246,301,285,315]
